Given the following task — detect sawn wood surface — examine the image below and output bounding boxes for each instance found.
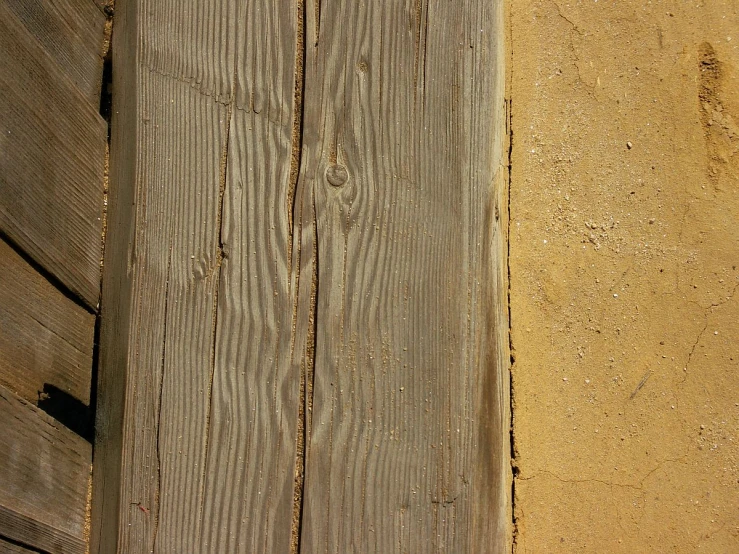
[0,384,92,554]
[0,1,106,310]
[0,239,94,405]
[3,0,107,107]
[93,1,509,552]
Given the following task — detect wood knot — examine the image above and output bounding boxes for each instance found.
[326,164,348,187]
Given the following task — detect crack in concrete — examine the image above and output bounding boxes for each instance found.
[517,455,686,492]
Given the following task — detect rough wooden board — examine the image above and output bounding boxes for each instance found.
[92,1,241,551]
[116,70,229,552]
[93,0,508,552]
[0,384,92,554]
[0,539,38,553]
[200,1,303,551]
[3,0,107,106]
[297,0,509,551]
[0,2,106,310]
[93,1,305,551]
[0,239,94,405]
[89,0,136,551]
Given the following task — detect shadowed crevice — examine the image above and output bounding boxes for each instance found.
[37,384,94,443]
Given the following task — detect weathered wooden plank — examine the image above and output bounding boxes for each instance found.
[93,0,306,551]
[94,0,508,552]
[297,0,509,551]
[0,384,92,554]
[0,239,94,405]
[93,0,306,549]
[0,539,38,553]
[98,67,228,554]
[0,2,106,309]
[3,0,107,106]
[88,0,137,550]
[199,1,302,552]
[92,0,247,552]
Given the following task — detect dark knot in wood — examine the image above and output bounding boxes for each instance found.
[326,164,348,187]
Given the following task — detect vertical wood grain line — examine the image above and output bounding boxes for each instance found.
[290,2,309,552]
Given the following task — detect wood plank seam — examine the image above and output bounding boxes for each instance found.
[0,2,107,310]
[289,0,309,552]
[0,232,95,317]
[0,534,43,553]
[151,244,172,551]
[505,2,516,545]
[93,1,509,551]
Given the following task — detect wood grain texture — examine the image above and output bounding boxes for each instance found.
[0,239,94,405]
[0,384,92,554]
[0,2,106,310]
[200,1,304,552]
[89,0,137,551]
[297,0,509,551]
[3,0,107,106]
[93,1,302,552]
[94,0,508,552]
[0,539,38,553]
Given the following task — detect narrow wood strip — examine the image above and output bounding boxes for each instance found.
[0,385,92,554]
[0,239,94,405]
[200,1,303,550]
[0,2,106,309]
[89,0,138,550]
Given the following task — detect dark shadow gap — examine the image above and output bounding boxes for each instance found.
[37,384,94,443]
[90,6,114,456]
[99,35,113,136]
[0,534,46,553]
[290,1,309,552]
[88,305,102,444]
[507,91,518,551]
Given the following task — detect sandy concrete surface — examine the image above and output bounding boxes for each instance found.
[510,1,738,551]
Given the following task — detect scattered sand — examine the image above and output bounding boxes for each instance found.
[510,1,739,551]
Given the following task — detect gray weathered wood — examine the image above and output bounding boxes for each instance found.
[0,2,106,310]
[199,1,303,551]
[0,384,92,554]
[94,1,304,552]
[0,239,94,405]
[297,0,509,551]
[3,0,107,107]
[93,0,284,551]
[94,0,509,552]
[0,539,38,553]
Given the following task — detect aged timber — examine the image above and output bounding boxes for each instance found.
[93,0,509,552]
